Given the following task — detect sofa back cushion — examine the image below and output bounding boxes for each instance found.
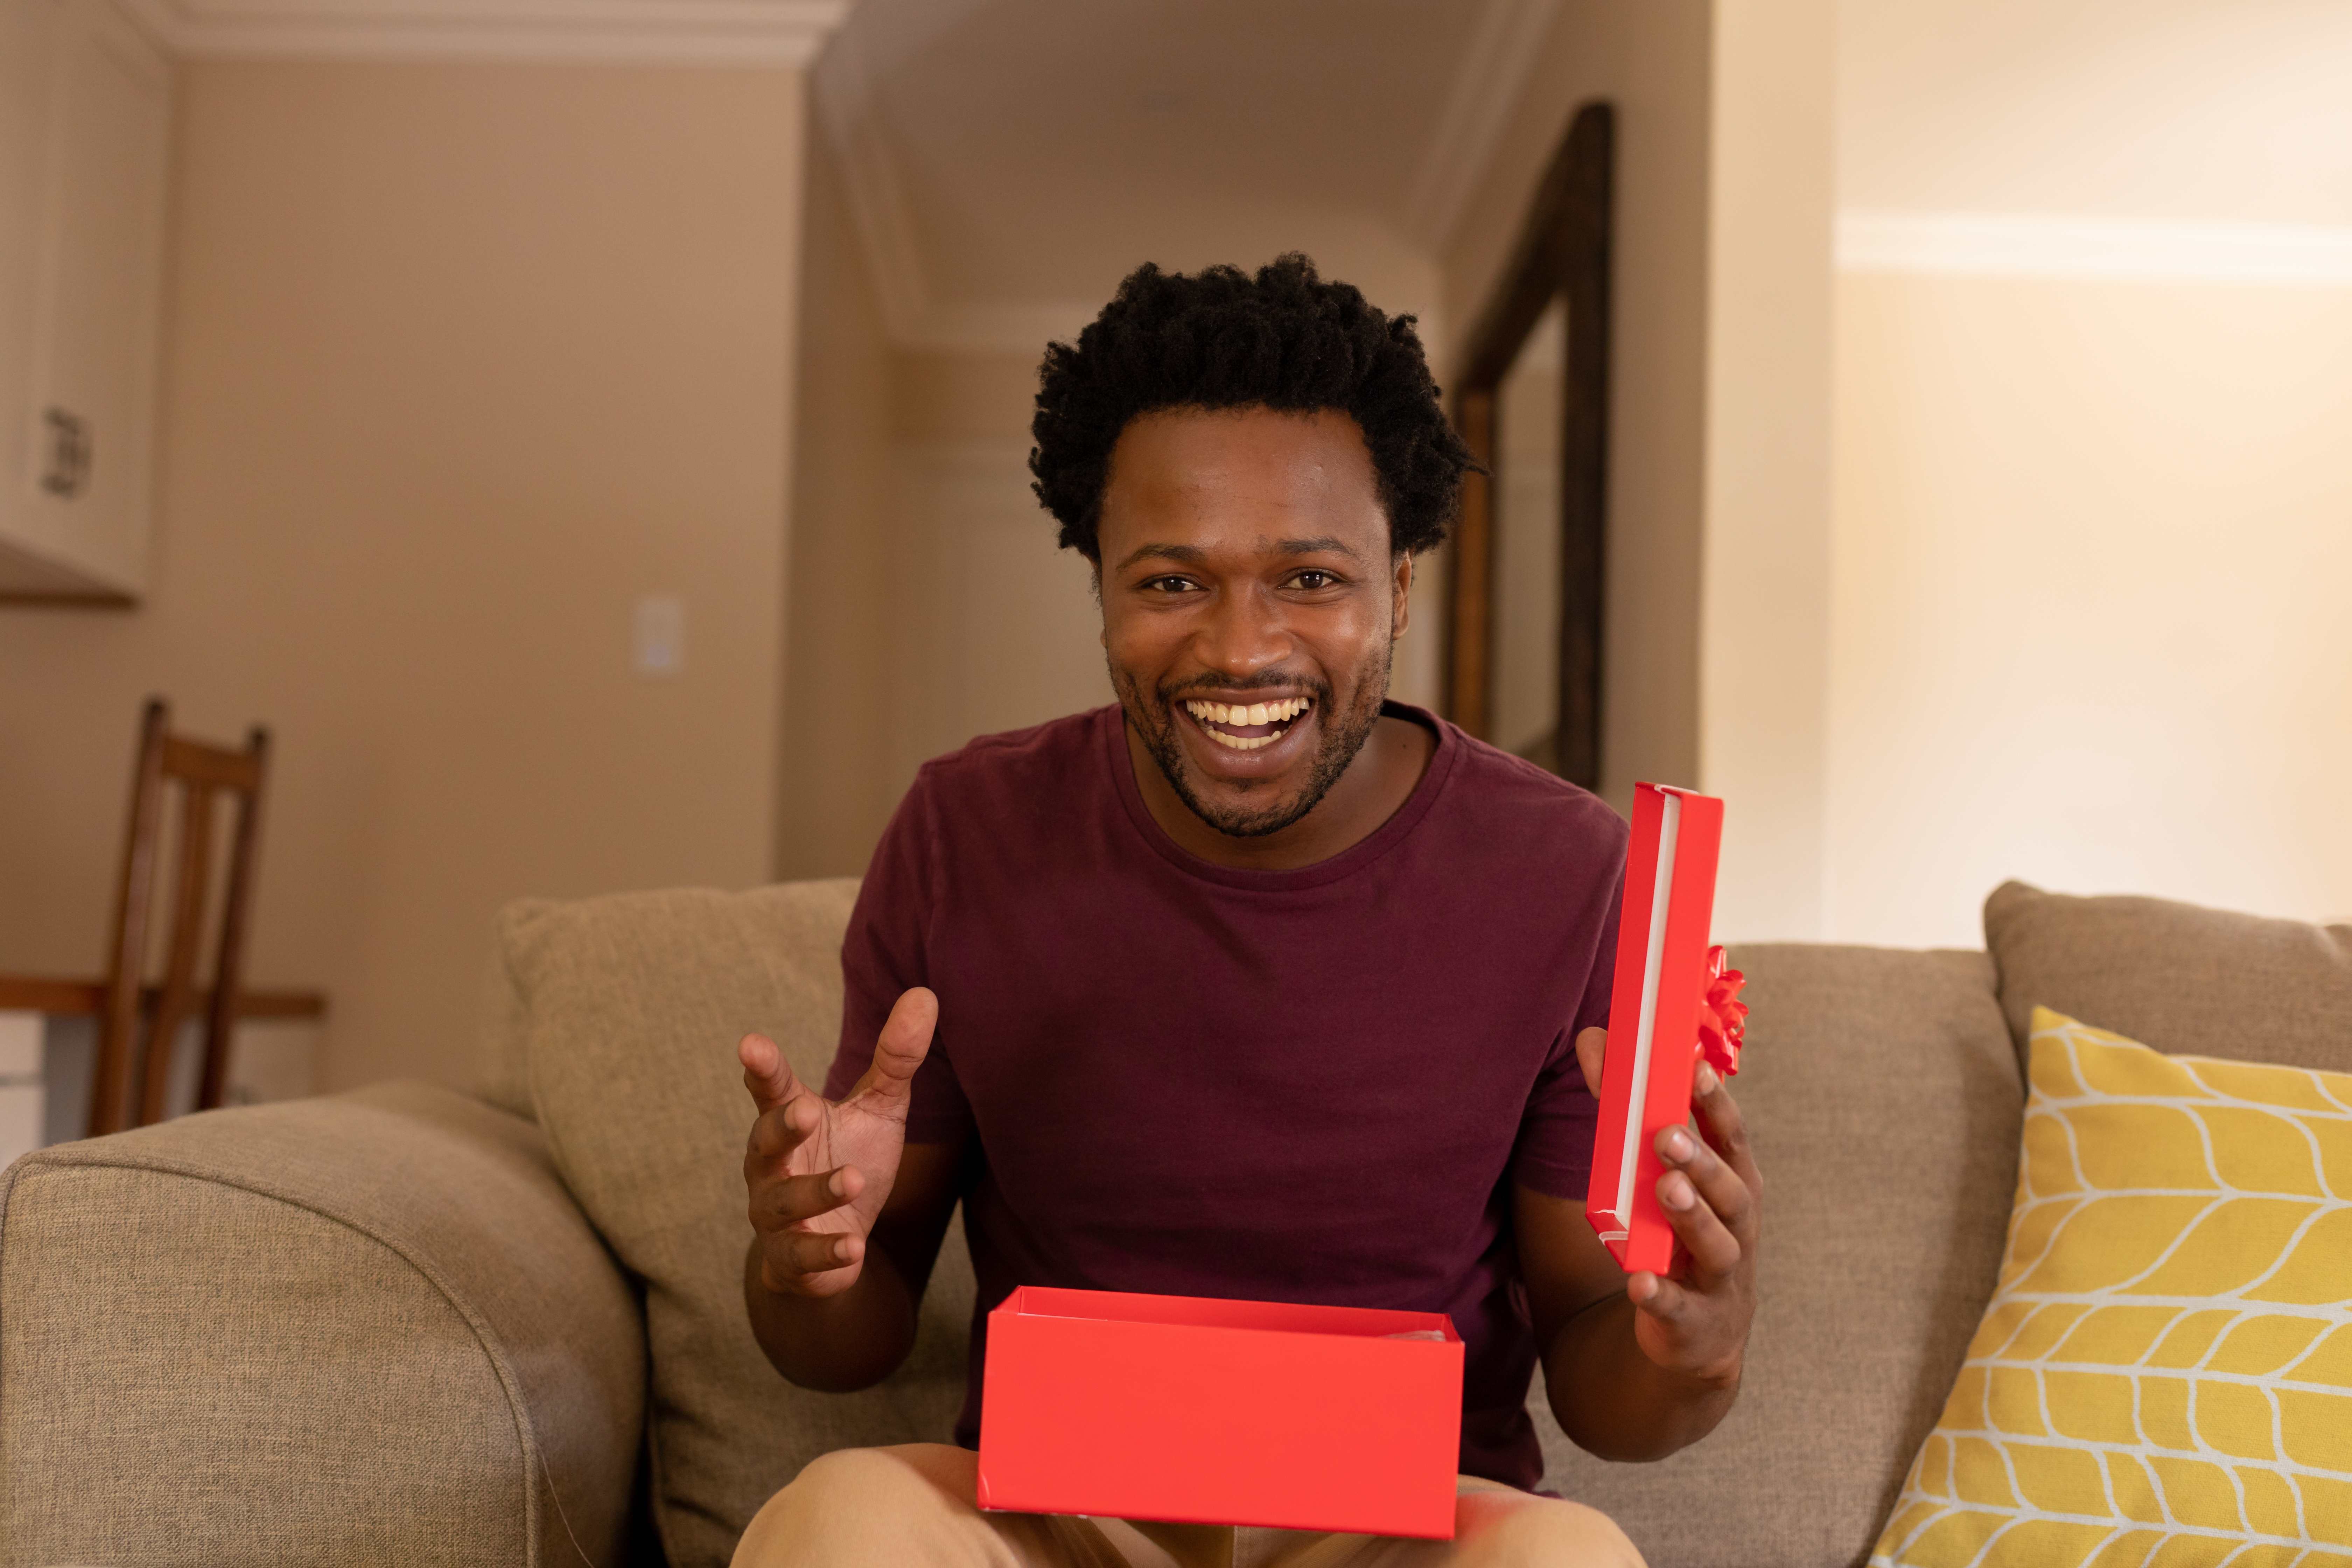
[1536,944,2024,1568]
[493,882,2029,1568]
[490,882,975,1568]
[1984,881,2352,1075]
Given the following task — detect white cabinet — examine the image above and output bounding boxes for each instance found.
[0,0,171,604]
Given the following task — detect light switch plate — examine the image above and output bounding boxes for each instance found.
[634,595,684,675]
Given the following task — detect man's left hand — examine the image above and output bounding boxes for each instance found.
[1574,1027,1762,1387]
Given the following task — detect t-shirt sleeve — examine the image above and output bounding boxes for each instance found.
[1511,874,1623,1200]
[822,771,976,1146]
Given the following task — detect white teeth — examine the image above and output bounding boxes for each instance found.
[1183,695,1314,749]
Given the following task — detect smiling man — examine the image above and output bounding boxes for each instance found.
[731,257,1762,1568]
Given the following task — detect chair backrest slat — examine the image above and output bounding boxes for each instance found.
[138,784,219,1127]
[89,699,273,1138]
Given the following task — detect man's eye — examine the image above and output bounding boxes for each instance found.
[1292,570,1337,590]
[1143,576,1199,594]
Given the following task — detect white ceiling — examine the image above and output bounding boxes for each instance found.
[815,0,1561,349]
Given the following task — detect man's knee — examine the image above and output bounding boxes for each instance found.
[732,1444,978,1567]
[1457,1493,1646,1568]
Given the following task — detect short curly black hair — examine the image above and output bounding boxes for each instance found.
[1029,254,1472,562]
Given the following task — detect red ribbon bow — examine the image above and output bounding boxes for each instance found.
[1695,945,1748,1078]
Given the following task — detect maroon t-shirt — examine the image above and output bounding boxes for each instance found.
[825,701,1626,1488]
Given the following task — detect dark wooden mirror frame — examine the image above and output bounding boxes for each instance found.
[1442,100,1613,789]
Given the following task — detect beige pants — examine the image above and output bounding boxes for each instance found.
[732,1444,1645,1568]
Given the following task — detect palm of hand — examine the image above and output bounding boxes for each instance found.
[788,1091,905,1246]
[741,991,937,1299]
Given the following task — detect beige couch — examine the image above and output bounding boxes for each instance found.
[4,881,2346,1568]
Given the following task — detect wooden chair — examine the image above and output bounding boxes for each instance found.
[88,698,272,1137]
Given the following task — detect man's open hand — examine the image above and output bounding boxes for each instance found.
[740,988,938,1299]
[1575,1026,1761,1385]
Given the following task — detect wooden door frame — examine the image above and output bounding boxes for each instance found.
[1442,100,1613,790]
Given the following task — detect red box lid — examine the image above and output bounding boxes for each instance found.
[976,1286,1464,1539]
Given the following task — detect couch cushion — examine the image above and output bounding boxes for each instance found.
[1536,944,2024,1568]
[1984,881,2352,1076]
[1871,1008,2352,1566]
[498,882,975,1568]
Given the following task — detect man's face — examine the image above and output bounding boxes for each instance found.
[1095,405,1412,839]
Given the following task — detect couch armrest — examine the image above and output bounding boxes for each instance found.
[0,1083,645,1568]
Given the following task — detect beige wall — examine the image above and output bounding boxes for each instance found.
[1696,0,1836,940]
[776,123,896,881]
[0,61,806,1091]
[1441,0,2352,947]
[1441,0,1835,940]
[1838,0,2352,226]
[1826,0,2352,943]
[1442,0,1712,831]
[1827,276,2352,944]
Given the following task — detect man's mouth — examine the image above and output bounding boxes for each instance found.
[1180,696,1315,752]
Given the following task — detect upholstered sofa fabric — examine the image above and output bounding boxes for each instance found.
[495,884,2022,1568]
[1538,944,2024,1568]
[1984,881,2352,1077]
[0,1083,642,1567]
[494,881,975,1568]
[12,876,2330,1568]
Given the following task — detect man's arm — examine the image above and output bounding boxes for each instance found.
[1516,1035,1762,1461]
[744,1136,966,1392]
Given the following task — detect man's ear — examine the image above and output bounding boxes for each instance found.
[1391,551,1413,640]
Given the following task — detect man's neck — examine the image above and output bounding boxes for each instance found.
[1123,707,1437,872]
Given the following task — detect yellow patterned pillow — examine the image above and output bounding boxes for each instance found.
[1871,1007,2352,1568]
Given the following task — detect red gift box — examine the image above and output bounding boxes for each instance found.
[1587,782,1726,1277]
[976,1286,1464,1539]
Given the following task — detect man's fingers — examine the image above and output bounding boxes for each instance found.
[1657,1119,1757,1244]
[763,1258,862,1300]
[1627,1270,1692,1323]
[764,1226,865,1279]
[740,1033,802,1115]
[852,987,939,1107]
[744,1098,820,1167]
[1690,1064,1763,1197]
[1575,1027,1607,1099]
[1656,1164,1744,1280]
[751,1165,863,1231]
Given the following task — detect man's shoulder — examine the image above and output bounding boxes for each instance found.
[1436,723,1630,855]
[909,705,1113,804]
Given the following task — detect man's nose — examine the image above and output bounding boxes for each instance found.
[1194,582,1292,678]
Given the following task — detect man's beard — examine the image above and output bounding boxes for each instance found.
[1112,639,1393,840]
